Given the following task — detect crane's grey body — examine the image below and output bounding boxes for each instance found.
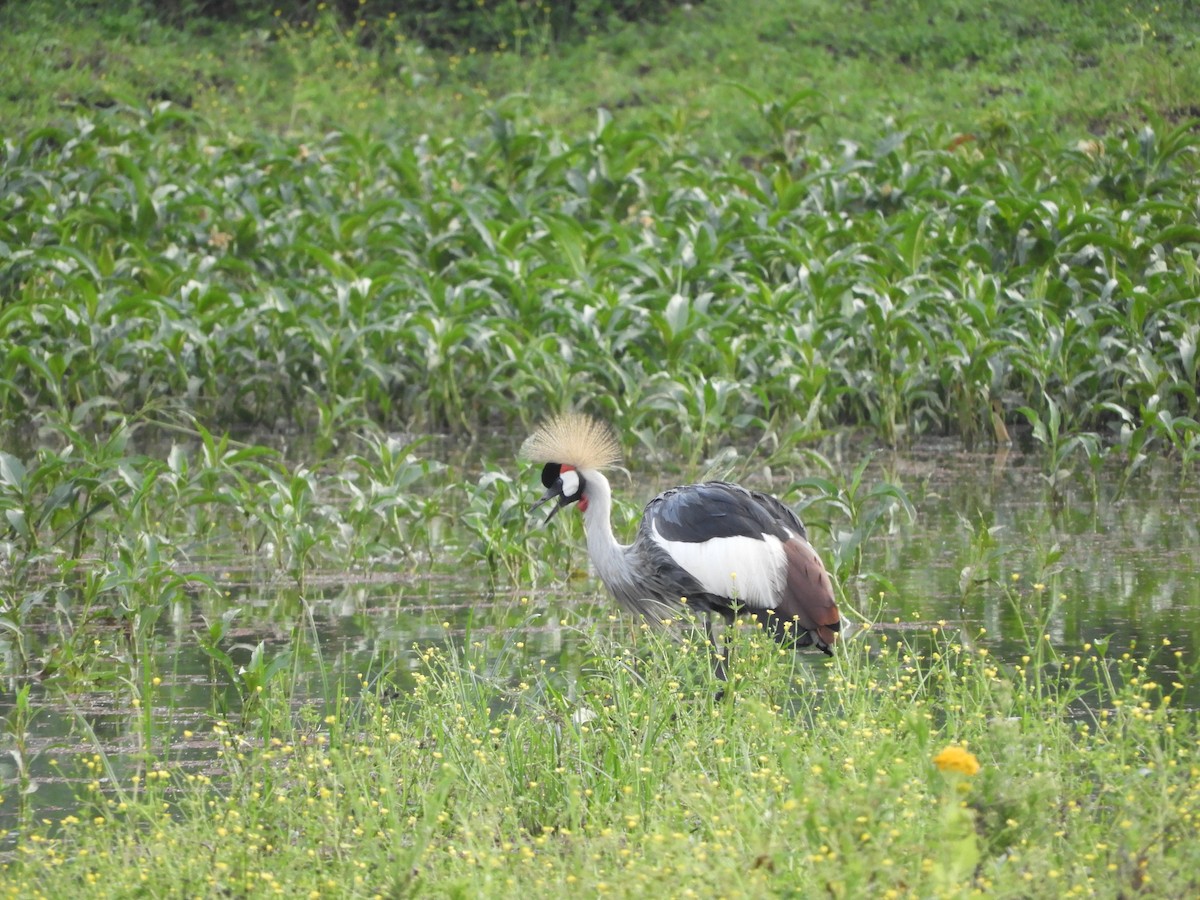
[520,413,840,670]
[578,470,837,652]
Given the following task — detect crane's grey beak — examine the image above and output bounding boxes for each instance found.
[530,485,568,524]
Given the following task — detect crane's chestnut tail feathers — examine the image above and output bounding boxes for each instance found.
[769,537,840,653]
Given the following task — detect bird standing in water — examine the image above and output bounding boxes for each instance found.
[521,414,839,677]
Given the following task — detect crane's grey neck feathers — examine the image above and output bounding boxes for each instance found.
[519,413,622,471]
[579,469,679,621]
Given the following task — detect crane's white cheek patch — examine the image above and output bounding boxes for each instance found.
[651,524,785,608]
[559,469,580,497]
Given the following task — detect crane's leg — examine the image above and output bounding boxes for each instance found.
[706,614,732,700]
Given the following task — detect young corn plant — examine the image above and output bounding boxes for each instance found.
[1017,393,1104,502]
[789,451,916,597]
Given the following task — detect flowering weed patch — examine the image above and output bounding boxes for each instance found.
[2,613,1196,896]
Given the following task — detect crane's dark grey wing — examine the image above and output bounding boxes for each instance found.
[646,481,796,543]
[742,487,808,540]
[640,482,791,609]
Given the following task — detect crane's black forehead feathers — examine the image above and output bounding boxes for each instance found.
[540,463,561,489]
[644,481,805,543]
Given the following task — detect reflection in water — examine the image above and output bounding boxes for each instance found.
[2,447,1197,838]
[873,446,1199,660]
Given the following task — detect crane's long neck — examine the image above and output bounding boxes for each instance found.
[577,469,634,596]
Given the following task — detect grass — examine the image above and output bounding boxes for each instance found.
[2,611,1197,897]
[2,1,1198,147]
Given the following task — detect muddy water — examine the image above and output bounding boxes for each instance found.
[2,446,1198,837]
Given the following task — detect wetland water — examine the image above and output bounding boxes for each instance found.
[2,442,1198,838]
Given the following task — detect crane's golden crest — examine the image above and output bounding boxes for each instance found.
[519,413,622,470]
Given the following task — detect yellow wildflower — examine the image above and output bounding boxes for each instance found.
[933,746,981,776]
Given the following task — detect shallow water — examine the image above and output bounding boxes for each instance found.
[2,444,1198,839]
[873,444,1199,655]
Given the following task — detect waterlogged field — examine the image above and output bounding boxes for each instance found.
[1,105,1200,895]
[2,428,1199,896]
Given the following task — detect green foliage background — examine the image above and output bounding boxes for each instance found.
[3,107,1199,457]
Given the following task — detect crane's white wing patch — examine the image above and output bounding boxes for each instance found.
[650,522,785,608]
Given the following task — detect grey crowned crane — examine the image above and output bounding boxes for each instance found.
[520,414,840,675]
